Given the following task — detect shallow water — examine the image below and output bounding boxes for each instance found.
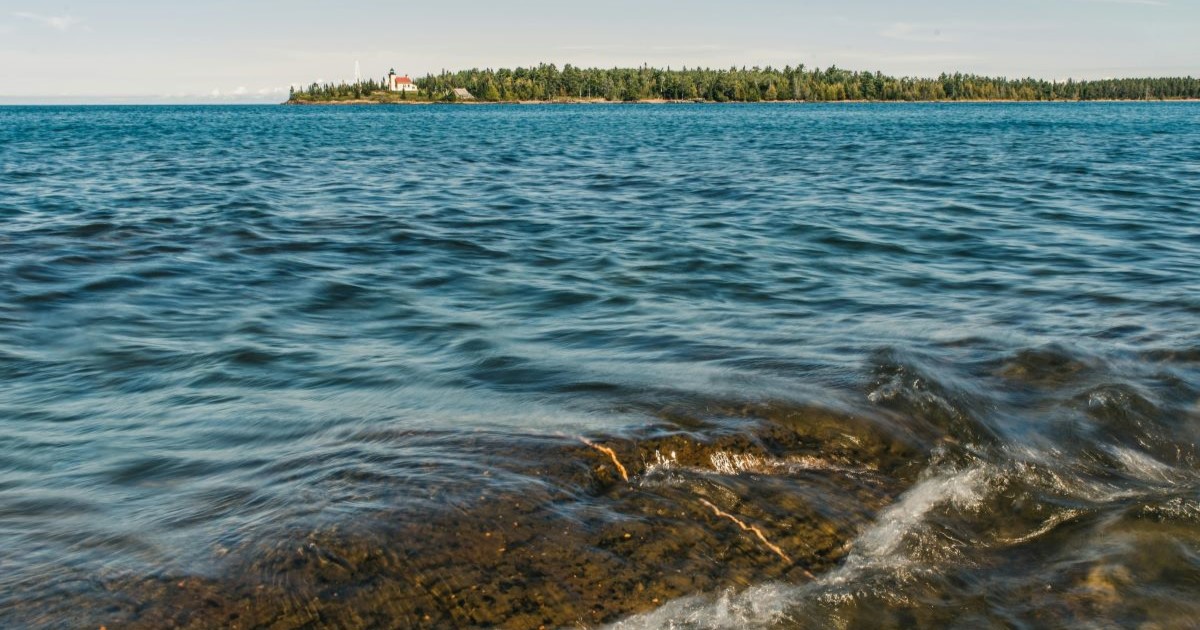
[2,103,1199,628]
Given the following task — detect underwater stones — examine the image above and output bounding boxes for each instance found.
[999,346,1095,388]
[1080,563,1134,606]
[39,401,930,628]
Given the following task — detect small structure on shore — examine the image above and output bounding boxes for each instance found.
[387,69,418,93]
[453,88,476,101]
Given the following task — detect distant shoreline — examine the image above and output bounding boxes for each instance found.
[285,98,1200,106]
[289,64,1200,105]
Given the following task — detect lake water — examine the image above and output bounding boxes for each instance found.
[2,103,1199,628]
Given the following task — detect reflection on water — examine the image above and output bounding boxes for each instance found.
[1,103,1198,628]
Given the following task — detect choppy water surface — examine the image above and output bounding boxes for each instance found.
[2,103,1199,628]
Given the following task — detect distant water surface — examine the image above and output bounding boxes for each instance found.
[1,103,1199,628]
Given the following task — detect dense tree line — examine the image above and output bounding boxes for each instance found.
[289,64,1200,103]
[288,78,394,102]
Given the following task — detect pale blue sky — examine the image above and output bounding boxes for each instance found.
[1,0,1196,103]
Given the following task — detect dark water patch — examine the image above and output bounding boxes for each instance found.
[301,280,378,313]
[15,288,75,306]
[104,455,224,487]
[1143,347,1200,364]
[161,392,244,407]
[66,222,118,238]
[131,263,191,280]
[464,354,573,391]
[80,274,148,293]
[532,287,601,309]
[1093,323,1146,339]
[221,346,285,367]
[0,494,101,519]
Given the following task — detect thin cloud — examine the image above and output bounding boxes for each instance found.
[13,11,84,31]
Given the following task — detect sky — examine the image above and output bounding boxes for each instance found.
[0,0,1196,103]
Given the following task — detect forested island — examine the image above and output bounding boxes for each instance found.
[288,64,1200,104]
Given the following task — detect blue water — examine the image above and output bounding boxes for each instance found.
[2,103,1200,628]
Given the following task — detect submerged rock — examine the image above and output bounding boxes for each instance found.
[26,402,931,629]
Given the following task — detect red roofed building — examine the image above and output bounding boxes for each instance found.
[388,69,418,93]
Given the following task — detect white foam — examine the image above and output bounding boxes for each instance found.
[1107,445,1179,484]
[850,464,987,561]
[649,449,677,473]
[608,583,798,630]
[610,462,993,629]
[612,434,1200,629]
[643,449,869,485]
[1140,496,1200,520]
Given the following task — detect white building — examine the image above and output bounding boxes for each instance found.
[387,69,418,93]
